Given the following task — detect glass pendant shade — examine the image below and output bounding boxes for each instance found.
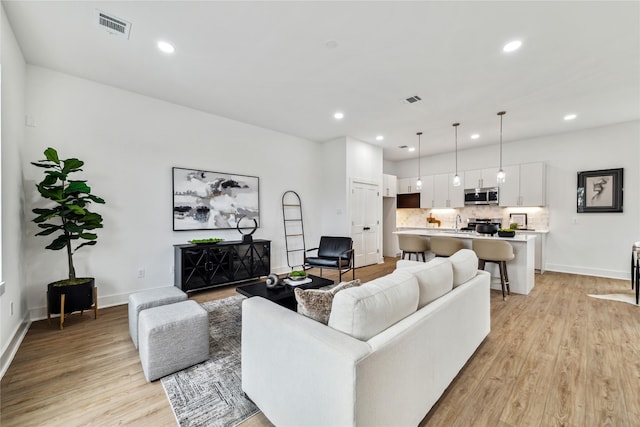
[452,123,460,187]
[496,111,506,183]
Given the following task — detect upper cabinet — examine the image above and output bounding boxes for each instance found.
[382,174,397,198]
[397,177,418,194]
[419,175,435,208]
[432,173,464,208]
[499,162,546,206]
[464,167,498,189]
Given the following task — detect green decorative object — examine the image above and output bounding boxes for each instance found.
[31,147,105,281]
[189,238,224,244]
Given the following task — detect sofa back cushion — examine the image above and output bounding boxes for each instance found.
[448,249,479,287]
[328,269,419,341]
[396,258,453,308]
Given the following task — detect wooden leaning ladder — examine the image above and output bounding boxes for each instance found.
[282,191,306,270]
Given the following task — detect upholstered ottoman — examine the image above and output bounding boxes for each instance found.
[128,286,187,348]
[138,300,209,382]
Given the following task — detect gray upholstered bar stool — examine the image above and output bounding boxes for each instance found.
[430,236,464,257]
[472,239,515,300]
[398,234,429,262]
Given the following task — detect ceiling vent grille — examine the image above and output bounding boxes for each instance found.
[403,95,422,104]
[96,10,131,39]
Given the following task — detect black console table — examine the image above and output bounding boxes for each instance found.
[174,239,271,292]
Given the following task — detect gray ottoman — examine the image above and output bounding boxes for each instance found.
[128,286,187,348]
[138,300,209,382]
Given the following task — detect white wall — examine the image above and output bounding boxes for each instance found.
[320,137,348,236]
[22,66,325,319]
[1,4,28,377]
[390,120,640,279]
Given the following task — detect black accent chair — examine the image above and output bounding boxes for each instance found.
[304,236,355,282]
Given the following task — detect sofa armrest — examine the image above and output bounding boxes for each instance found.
[242,297,371,427]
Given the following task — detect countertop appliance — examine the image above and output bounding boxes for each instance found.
[464,187,499,205]
[460,218,503,234]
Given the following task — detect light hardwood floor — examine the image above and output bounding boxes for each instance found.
[2,259,638,426]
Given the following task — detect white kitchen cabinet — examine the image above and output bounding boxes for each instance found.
[431,173,463,208]
[464,167,498,189]
[498,162,546,207]
[382,174,397,197]
[397,177,418,194]
[419,175,434,208]
[518,231,546,272]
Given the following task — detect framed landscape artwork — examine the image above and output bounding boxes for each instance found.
[173,167,260,230]
[576,168,623,213]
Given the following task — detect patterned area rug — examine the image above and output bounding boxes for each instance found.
[161,295,260,426]
[588,293,638,306]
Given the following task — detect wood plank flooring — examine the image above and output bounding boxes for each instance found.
[2,260,638,426]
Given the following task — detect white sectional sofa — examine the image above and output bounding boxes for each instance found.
[241,249,491,427]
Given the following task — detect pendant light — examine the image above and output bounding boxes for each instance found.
[452,123,461,187]
[416,132,423,190]
[496,111,506,183]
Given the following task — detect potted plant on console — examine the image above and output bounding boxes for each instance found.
[31,147,105,329]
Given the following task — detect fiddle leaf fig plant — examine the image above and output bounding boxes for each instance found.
[31,147,105,281]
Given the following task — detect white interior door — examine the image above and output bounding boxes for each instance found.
[351,181,380,268]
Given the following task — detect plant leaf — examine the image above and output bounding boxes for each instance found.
[31,161,56,168]
[35,227,60,236]
[79,233,97,240]
[67,204,87,215]
[45,235,68,250]
[44,148,60,164]
[65,181,91,195]
[62,158,84,174]
[87,195,106,204]
[74,241,97,252]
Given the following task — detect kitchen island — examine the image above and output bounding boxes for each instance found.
[394,229,536,295]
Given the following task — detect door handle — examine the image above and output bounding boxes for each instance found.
[363,227,371,231]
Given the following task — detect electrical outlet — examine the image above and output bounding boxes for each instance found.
[137,269,145,278]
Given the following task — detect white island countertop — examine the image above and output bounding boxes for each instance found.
[393,229,536,295]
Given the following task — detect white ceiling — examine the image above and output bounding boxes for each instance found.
[4,1,639,161]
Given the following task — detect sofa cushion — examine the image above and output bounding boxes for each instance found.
[294,279,361,324]
[396,258,453,308]
[328,270,419,341]
[449,249,479,287]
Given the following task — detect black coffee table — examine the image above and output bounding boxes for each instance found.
[236,274,334,311]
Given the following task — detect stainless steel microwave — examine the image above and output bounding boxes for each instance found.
[464,187,499,205]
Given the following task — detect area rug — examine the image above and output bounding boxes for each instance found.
[588,293,639,306]
[161,295,260,427]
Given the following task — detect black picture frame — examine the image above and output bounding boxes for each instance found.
[172,167,260,231]
[577,168,623,213]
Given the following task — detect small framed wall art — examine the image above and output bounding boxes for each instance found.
[509,213,527,229]
[172,167,260,230]
[576,168,623,213]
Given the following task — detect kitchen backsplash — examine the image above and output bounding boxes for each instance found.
[396,206,549,231]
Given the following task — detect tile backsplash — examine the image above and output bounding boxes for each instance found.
[396,206,549,231]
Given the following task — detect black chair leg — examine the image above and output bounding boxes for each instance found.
[632,252,635,290]
[636,261,639,305]
[497,261,507,300]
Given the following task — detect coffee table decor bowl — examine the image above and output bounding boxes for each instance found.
[287,270,308,281]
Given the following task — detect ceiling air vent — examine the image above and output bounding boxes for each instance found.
[96,10,131,39]
[403,95,422,104]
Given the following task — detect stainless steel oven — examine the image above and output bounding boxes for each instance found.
[464,187,499,205]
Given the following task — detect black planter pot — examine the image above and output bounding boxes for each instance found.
[47,277,95,315]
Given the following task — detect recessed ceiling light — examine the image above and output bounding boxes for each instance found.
[157,41,175,54]
[503,40,522,53]
[564,114,577,121]
[334,112,344,120]
[471,134,480,140]
[376,135,384,141]
[408,147,416,152]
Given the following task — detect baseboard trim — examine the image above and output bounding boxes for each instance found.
[1,312,31,380]
[545,264,628,281]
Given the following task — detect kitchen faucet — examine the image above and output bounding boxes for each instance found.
[455,214,462,231]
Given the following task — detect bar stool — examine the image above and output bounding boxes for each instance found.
[430,236,465,257]
[398,234,429,262]
[472,239,514,300]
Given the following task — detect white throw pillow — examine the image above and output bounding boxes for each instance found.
[449,249,479,287]
[328,270,419,341]
[396,258,453,308]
